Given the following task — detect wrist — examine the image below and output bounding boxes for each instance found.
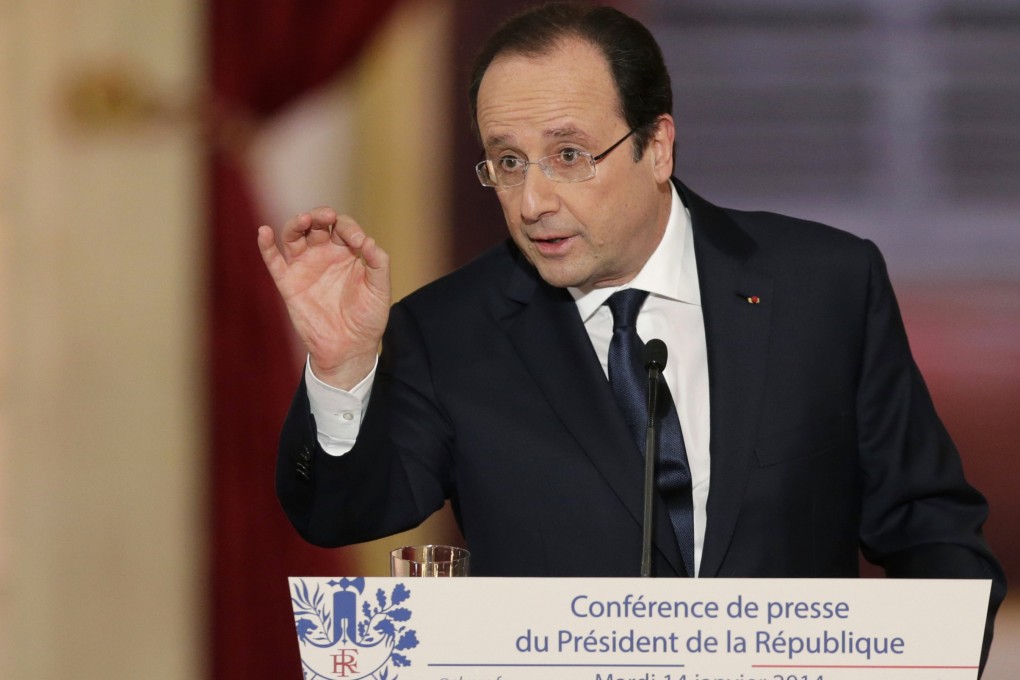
[309,353,377,391]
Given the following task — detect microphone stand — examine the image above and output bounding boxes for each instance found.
[640,341,667,577]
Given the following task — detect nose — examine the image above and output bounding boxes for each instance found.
[518,163,560,223]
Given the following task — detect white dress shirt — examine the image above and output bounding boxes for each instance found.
[566,184,710,575]
[304,184,711,575]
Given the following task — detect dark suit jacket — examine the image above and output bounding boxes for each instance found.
[277,180,1004,656]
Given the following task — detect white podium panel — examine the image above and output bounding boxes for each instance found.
[289,577,989,680]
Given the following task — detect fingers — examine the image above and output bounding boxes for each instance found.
[257,225,288,283]
[330,215,367,250]
[260,209,388,297]
[359,234,388,271]
[281,207,338,261]
[331,216,390,288]
[332,216,387,271]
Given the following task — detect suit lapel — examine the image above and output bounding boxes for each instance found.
[679,183,773,577]
[500,254,686,576]
[493,177,773,579]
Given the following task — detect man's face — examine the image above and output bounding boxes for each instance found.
[475,37,675,293]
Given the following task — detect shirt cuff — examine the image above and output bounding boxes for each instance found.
[305,356,376,456]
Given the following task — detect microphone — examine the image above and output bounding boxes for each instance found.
[640,339,668,577]
[644,339,668,375]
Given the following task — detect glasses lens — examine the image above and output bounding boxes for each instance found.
[548,152,596,183]
[476,159,527,187]
[475,161,496,187]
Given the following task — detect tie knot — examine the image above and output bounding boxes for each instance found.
[606,289,649,330]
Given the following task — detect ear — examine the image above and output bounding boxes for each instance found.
[648,114,676,183]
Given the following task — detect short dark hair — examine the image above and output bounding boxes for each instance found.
[467,2,673,160]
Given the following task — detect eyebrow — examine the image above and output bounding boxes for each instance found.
[483,132,517,150]
[547,125,594,144]
[484,126,596,151]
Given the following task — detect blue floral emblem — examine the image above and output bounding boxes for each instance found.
[292,577,419,679]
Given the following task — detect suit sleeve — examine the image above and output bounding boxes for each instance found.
[275,301,456,548]
[854,240,1006,670]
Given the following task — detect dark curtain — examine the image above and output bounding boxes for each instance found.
[207,2,402,678]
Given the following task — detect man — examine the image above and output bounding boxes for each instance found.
[258,0,1004,665]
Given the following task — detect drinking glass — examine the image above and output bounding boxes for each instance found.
[389,544,470,577]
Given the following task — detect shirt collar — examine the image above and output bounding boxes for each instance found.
[570,182,699,322]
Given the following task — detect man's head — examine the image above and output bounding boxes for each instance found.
[470,3,677,292]
[469,3,673,160]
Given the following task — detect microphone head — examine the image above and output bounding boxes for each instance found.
[643,338,668,371]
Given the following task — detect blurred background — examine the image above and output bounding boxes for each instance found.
[0,0,1017,677]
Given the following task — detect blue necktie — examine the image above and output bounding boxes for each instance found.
[607,289,695,576]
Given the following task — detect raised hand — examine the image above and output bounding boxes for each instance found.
[258,208,390,390]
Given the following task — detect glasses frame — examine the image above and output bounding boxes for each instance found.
[476,129,636,188]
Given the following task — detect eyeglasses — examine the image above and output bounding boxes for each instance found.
[475,129,636,188]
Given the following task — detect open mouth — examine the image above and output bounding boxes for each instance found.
[529,231,576,255]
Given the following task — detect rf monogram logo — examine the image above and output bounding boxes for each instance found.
[331,648,359,677]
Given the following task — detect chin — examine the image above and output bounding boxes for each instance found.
[520,245,594,290]
[532,264,583,290]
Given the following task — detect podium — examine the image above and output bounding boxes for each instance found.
[289,577,990,680]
